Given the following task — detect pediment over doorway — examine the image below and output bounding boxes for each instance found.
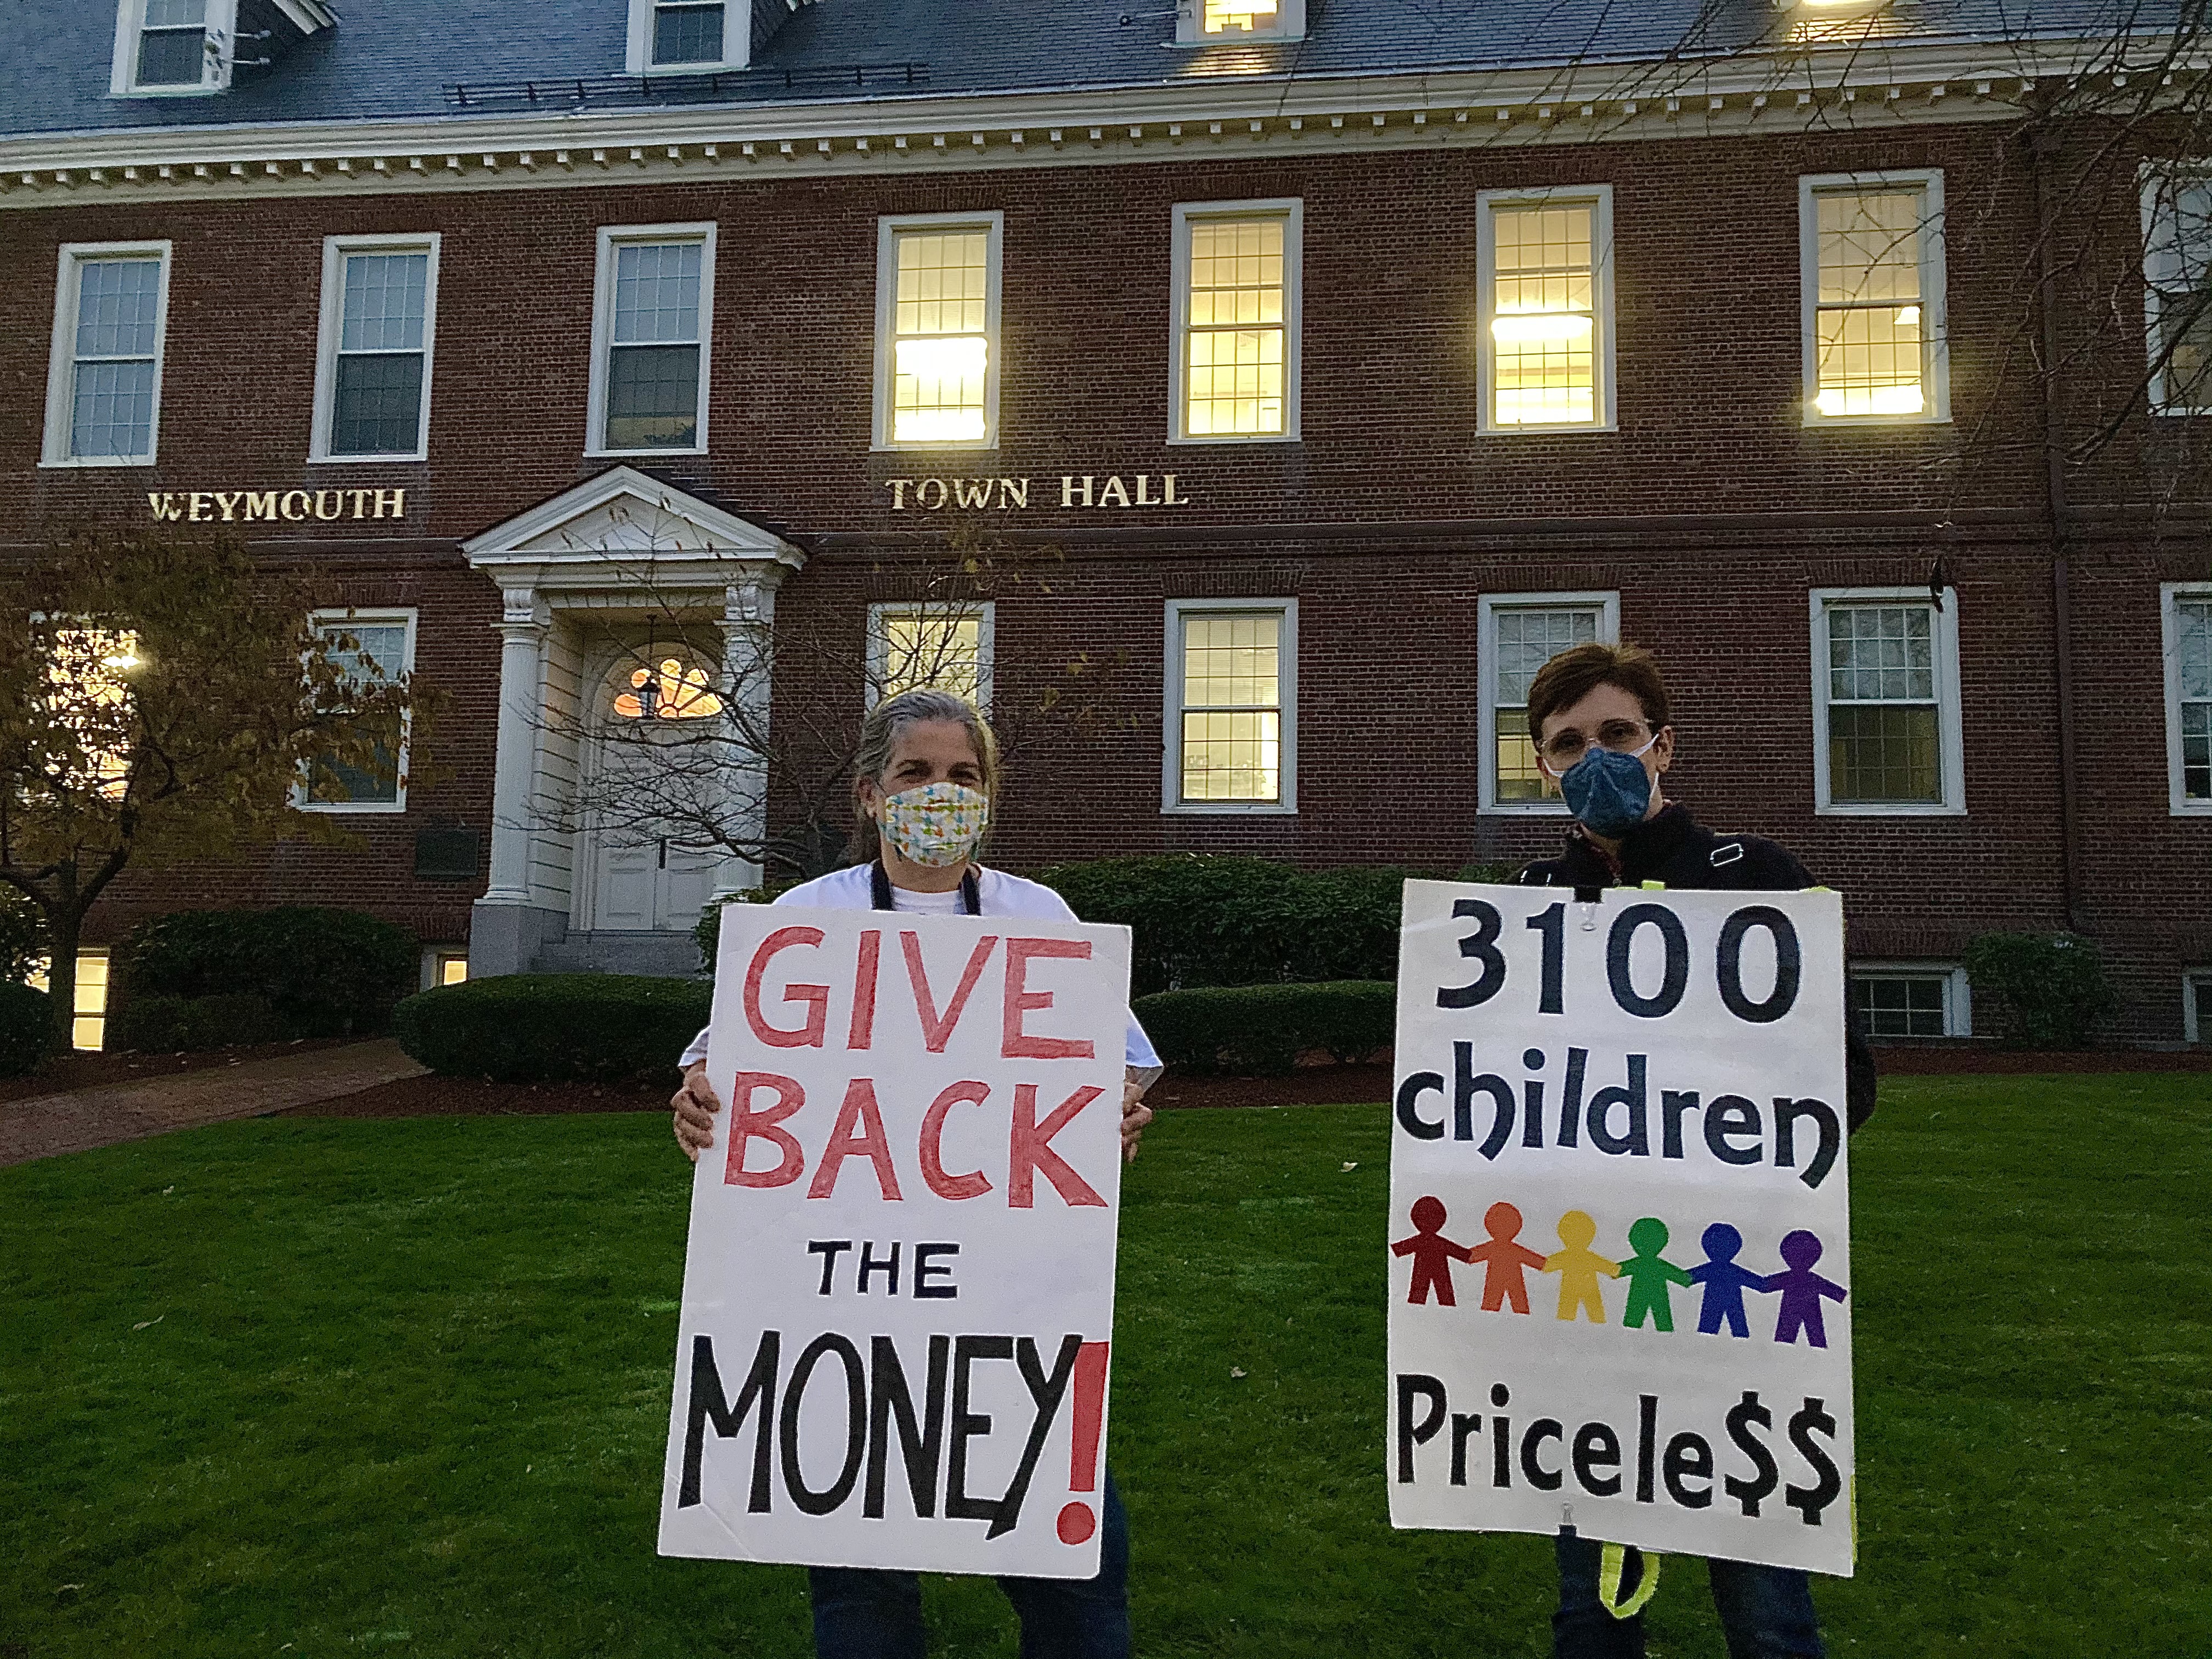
[460,466,804,595]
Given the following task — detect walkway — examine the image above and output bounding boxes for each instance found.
[0,1039,427,1168]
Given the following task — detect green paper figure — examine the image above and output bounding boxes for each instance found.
[1618,1216,1695,1332]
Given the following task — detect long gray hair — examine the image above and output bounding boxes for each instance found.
[850,688,1002,857]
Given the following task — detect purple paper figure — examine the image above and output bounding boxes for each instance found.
[1763,1228,1848,1347]
[1687,1222,1768,1338]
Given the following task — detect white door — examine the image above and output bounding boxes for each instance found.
[585,650,726,932]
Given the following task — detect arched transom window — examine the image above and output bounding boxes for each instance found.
[613,654,724,721]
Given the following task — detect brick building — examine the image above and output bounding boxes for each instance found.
[3,0,2209,1042]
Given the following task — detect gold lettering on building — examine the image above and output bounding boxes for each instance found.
[144,488,410,523]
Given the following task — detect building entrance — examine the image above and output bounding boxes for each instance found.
[579,648,724,933]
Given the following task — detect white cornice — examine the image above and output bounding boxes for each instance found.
[0,36,2178,207]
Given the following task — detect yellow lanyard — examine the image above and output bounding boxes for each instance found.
[1599,1543,1662,1620]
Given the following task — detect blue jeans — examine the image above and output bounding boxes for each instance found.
[808,1473,1130,1659]
[1554,1533,1824,1659]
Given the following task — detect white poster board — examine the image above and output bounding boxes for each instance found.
[659,904,1133,1579]
[1387,881,1855,1577]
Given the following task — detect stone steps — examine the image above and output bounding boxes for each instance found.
[531,931,704,979]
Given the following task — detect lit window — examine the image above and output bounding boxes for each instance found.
[2147,174,2212,415]
[1165,601,1296,811]
[111,0,236,94]
[439,953,469,986]
[302,611,415,812]
[1810,588,1963,814]
[2163,582,2212,812]
[313,236,438,461]
[869,603,992,708]
[29,951,113,1052]
[1802,173,1948,422]
[42,244,172,466]
[1479,595,1619,810]
[627,0,740,70]
[1851,967,1969,1039]
[590,225,715,455]
[37,625,140,801]
[1180,0,1305,41]
[613,656,725,720]
[1174,202,1301,441]
[1206,0,1276,29]
[1480,190,1613,430]
[876,216,1001,448]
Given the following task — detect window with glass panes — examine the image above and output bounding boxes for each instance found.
[1492,607,1601,801]
[1852,973,1949,1039]
[889,229,991,444]
[1177,611,1284,803]
[1183,215,1287,437]
[604,238,705,450]
[1204,0,1279,29]
[2143,174,2212,412]
[1824,603,1942,803]
[2176,591,2212,802]
[873,606,988,707]
[2190,973,2212,1042]
[1808,182,1936,419]
[64,255,165,460]
[1488,200,1601,426]
[329,248,431,456]
[652,0,724,63]
[305,617,410,808]
[135,0,209,86]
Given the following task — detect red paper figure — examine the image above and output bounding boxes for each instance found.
[1391,1196,1476,1306]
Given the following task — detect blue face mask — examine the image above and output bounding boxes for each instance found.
[1557,736,1658,838]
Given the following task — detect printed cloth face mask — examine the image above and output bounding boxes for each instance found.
[1558,733,1659,838]
[878,781,990,868]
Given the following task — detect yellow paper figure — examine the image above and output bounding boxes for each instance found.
[1543,1210,1620,1323]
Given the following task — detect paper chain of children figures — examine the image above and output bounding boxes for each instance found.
[1392,1198,1847,1347]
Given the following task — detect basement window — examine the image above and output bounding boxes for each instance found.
[26,951,112,1051]
[1850,965,1970,1039]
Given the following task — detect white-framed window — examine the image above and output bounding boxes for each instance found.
[25,950,113,1051]
[873,213,1003,450]
[41,241,173,467]
[1477,187,1616,432]
[2164,581,2212,813]
[867,602,995,709]
[625,0,744,71]
[1175,0,1306,42]
[1477,592,1622,813]
[1170,200,1302,443]
[421,946,470,990]
[1800,171,1949,424]
[1163,599,1296,814]
[110,0,236,95]
[1810,588,1965,814]
[2185,970,2212,1043]
[311,234,439,462]
[300,609,417,814]
[587,223,715,457]
[1850,963,1971,1039]
[2142,171,2212,416]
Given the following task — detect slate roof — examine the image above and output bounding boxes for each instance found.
[0,0,2166,140]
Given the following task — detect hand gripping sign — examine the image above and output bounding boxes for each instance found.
[1387,882,1855,1577]
[659,905,1133,1578]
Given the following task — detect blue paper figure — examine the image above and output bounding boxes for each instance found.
[1688,1222,1768,1338]
[1764,1228,1848,1347]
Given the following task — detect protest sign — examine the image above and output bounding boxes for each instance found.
[1387,881,1854,1577]
[658,904,1133,1579]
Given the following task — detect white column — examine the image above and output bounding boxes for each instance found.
[483,586,551,905]
[715,573,778,896]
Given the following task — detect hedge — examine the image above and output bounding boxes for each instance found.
[0,981,53,1076]
[108,992,283,1055]
[1040,855,1514,996]
[1131,980,1395,1075]
[123,906,418,1038]
[393,974,713,1082]
[1963,930,2118,1049]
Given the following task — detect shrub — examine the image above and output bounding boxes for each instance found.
[1132,980,1396,1075]
[124,907,418,1037]
[0,981,52,1075]
[1039,856,1448,995]
[393,973,713,1082]
[108,992,282,1054]
[0,889,43,986]
[694,887,793,973]
[1963,930,2119,1049]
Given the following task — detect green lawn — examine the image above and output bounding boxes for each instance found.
[2,1076,2207,1659]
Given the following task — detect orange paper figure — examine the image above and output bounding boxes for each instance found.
[1466,1201,1549,1314]
[1542,1209,1620,1323]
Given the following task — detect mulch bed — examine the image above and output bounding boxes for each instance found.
[0,1036,357,1105]
[288,1072,672,1118]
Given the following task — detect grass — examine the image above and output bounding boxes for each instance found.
[2,1075,2207,1658]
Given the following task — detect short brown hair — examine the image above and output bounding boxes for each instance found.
[1525,641,1672,747]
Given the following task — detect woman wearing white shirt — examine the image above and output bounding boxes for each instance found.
[672,686,1157,1659]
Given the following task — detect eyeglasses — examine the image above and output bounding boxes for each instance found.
[1538,720,1656,766]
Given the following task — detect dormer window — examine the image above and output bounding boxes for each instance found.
[1178,0,1304,43]
[111,0,237,96]
[626,0,746,72]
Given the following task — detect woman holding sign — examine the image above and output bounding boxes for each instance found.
[673,686,1159,1659]
[1512,642,1874,1659]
